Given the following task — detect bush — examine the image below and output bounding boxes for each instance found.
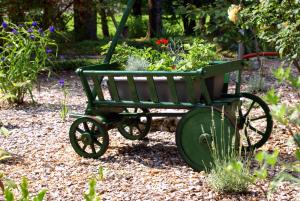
[0,21,57,104]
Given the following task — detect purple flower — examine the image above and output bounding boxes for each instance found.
[29,34,35,39]
[49,25,55,33]
[12,29,18,35]
[38,28,43,34]
[27,28,33,33]
[32,21,38,27]
[2,21,8,29]
[59,79,65,87]
[46,48,52,54]
[18,24,24,27]
[1,57,5,62]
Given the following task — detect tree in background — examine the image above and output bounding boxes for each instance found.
[74,0,97,41]
[148,0,162,38]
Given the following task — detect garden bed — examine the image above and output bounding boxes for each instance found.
[0,59,299,200]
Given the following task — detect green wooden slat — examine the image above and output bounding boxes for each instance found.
[91,75,104,100]
[107,76,120,101]
[200,79,212,105]
[167,76,179,103]
[146,76,159,103]
[79,75,94,105]
[127,75,139,102]
[184,76,196,103]
[104,0,136,64]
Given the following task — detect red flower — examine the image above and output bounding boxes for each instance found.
[160,38,169,45]
[156,38,169,46]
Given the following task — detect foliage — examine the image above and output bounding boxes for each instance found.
[59,79,69,122]
[0,21,57,104]
[185,1,241,50]
[101,38,219,71]
[83,179,101,201]
[0,175,47,201]
[239,0,300,71]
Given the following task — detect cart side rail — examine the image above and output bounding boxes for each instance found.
[76,60,243,112]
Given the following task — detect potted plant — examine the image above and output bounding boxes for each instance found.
[102,38,226,102]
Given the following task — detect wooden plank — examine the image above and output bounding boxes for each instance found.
[167,76,179,103]
[127,75,139,102]
[107,76,120,101]
[91,75,104,100]
[146,76,159,103]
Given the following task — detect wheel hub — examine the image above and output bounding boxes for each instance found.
[81,133,93,145]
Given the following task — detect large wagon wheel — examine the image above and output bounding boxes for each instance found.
[176,107,236,171]
[235,93,273,151]
[117,108,152,140]
[69,117,109,158]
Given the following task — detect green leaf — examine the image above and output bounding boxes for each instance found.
[20,177,29,200]
[0,148,12,161]
[264,88,279,105]
[255,151,264,165]
[295,149,300,160]
[33,189,47,201]
[0,126,10,137]
[266,150,279,167]
[4,188,14,201]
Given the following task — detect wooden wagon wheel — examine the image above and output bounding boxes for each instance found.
[176,107,236,171]
[235,93,273,151]
[69,117,109,158]
[117,108,152,140]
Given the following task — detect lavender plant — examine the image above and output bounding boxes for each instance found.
[59,79,69,121]
[0,21,57,104]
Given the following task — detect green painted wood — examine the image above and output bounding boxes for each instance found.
[127,75,139,102]
[200,79,212,105]
[167,76,179,103]
[91,75,104,100]
[79,74,94,105]
[146,76,159,103]
[107,76,120,101]
[104,0,136,64]
[184,76,196,103]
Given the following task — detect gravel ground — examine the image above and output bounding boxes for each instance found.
[0,59,299,200]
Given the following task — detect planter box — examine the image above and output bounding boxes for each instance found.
[106,75,225,102]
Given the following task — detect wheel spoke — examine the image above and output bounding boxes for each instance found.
[91,124,96,132]
[94,140,103,148]
[249,124,265,136]
[90,144,96,154]
[250,115,266,121]
[243,101,255,118]
[76,128,85,134]
[82,144,88,151]
[136,125,143,134]
[83,122,90,132]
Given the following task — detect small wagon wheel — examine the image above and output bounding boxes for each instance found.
[69,117,109,158]
[117,108,152,140]
[235,93,273,151]
[176,107,236,171]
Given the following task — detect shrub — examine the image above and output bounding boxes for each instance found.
[0,21,57,104]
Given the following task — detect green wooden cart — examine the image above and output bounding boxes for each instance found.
[68,0,273,171]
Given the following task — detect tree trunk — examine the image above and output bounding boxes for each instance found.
[99,6,109,37]
[133,0,142,16]
[182,0,199,36]
[74,0,97,41]
[42,0,57,29]
[147,0,162,38]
